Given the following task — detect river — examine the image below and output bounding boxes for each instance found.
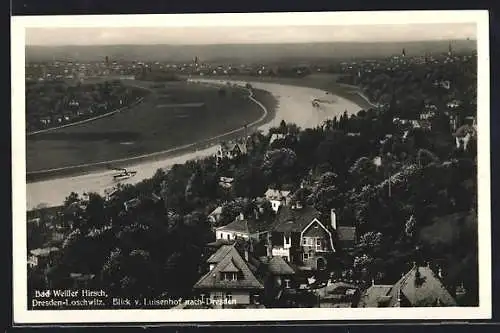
[25,80,362,210]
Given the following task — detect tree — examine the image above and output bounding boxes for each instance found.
[84,192,106,229]
[357,231,383,255]
[260,148,298,186]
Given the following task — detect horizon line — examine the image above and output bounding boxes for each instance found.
[26,38,476,48]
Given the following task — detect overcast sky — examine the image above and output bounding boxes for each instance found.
[26,24,476,46]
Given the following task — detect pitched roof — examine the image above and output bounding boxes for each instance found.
[220,259,240,273]
[454,125,476,138]
[272,205,322,233]
[206,245,233,264]
[358,266,457,307]
[337,226,356,249]
[357,285,393,307]
[390,266,457,307]
[265,189,291,201]
[208,206,223,217]
[30,247,60,257]
[216,215,270,234]
[194,245,264,290]
[267,256,296,275]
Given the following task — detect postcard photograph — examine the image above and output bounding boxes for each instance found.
[11,10,491,324]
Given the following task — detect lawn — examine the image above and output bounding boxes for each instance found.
[26,81,267,172]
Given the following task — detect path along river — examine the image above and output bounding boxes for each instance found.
[25,79,363,210]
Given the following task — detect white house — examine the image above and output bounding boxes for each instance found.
[264,188,292,213]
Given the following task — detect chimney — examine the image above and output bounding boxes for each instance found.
[296,201,303,209]
[330,209,337,230]
[239,212,244,221]
[244,248,249,262]
[254,208,259,220]
[438,267,443,279]
[371,278,375,286]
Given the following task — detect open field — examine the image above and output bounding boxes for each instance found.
[26,81,268,173]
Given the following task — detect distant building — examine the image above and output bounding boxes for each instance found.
[453,124,477,151]
[357,265,457,307]
[216,139,249,164]
[269,133,286,146]
[124,198,141,211]
[28,247,60,269]
[208,206,223,225]
[218,177,234,189]
[264,188,292,213]
[215,212,269,242]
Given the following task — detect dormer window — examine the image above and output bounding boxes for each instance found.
[222,272,239,281]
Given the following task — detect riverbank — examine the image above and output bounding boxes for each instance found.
[196,74,376,110]
[26,80,362,209]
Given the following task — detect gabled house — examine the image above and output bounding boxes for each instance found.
[453,124,476,152]
[269,205,336,271]
[193,244,265,308]
[269,133,286,146]
[215,212,270,242]
[215,139,248,164]
[259,256,297,303]
[357,265,457,307]
[28,247,60,269]
[264,188,292,213]
[208,206,223,225]
[218,177,234,189]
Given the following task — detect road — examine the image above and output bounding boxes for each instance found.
[26,80,362,210]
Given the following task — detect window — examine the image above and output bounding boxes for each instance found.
[302,237,314,246]
[226,234,231,240]
[303,252,310,261]
[284,236,291,245]
[222,272,238,281]
[316,238,322,246]
[282,256,288,262]
[225,292,233,302]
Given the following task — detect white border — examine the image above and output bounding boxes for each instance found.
[12,10,491,324]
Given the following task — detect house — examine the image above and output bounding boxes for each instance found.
[218,177,234,189]
[357,265,457,307]
[419,110,436,120]
[453,124,476,151]
[28,247,60,269]
[193,244,265,308]
[315,281,359,308]
[215,212,269,242]
[216,139,248,164]
[208,206,223,225]
[69,273,96,288]
[269,133,286,146]
[264,188,292,213]
[259,256,297,303]
[124,198,141,211]
[269,204,336,271]
[447,100,461,109]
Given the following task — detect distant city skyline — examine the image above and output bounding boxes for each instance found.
[26,23,476,46]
